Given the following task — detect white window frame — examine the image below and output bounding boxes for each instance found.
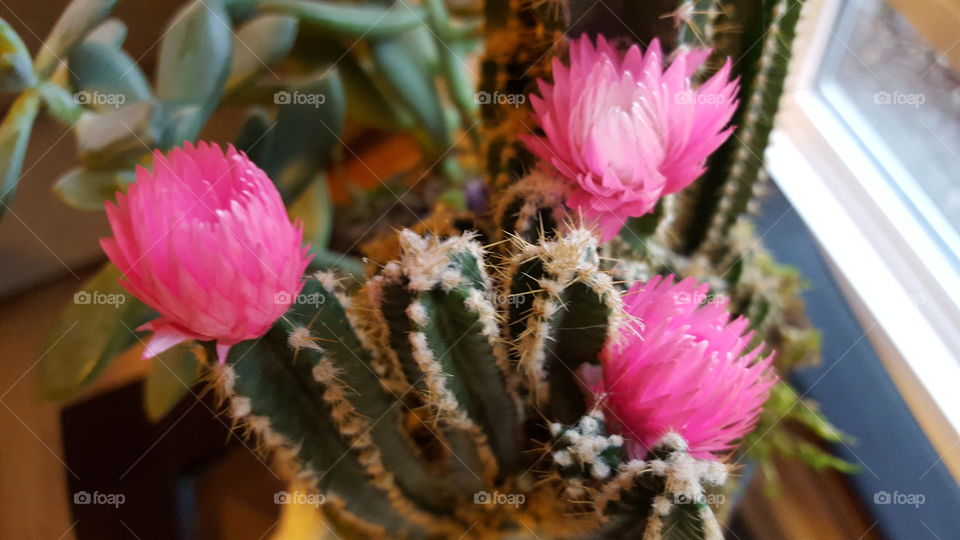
[767,0,960,481]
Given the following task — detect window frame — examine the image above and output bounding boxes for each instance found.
[767,0,960,481]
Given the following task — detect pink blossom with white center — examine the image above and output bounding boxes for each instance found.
[520,35,740,241]
[592,275,775,460]
[100,142,312,363]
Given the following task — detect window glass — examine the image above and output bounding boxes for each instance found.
[817,0,960,264]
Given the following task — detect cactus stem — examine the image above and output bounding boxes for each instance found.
[353,280,413,393]
[303,347,467,533]
[595,433,729,539]
[407,327,501,483]
[517,294,555,403]
[595,460,652,512]
[396,230,486,292]
[213,363,313,483]
[492,171,570,243]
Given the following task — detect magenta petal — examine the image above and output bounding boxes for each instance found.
[597,212,628,242]
[140,321,192,359]
[518,35,739,245]
[596,277,775,460]
[98,142,312,349]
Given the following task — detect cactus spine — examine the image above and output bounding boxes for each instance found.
[479,0,566,192]
[213,223,659,537]
[671,0,807,254]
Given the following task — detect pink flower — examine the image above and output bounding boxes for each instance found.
[101,142,312,363]
[595,276,774,460]
[519,35,739,241]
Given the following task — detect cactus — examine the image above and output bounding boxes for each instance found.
[594,433,731,540]
[670,0,807,255]
[479,0,566,193]
[476,0,807,258]
[490,170,570,243]
[502,226,625,424]
[206,222,736,538]
[204,201,824,538]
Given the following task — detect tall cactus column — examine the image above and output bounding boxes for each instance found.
[480,0,567,193]
[672,0,807,255]
[212,279,452,537]
[367,231,525,479]
[502,227,627,424]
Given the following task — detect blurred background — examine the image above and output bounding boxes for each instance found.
[0,0,957,538]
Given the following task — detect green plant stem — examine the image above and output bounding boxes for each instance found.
[423,0,480,151]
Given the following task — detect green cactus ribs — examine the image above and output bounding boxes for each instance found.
[593,433,729,540]
[209,224,650,537]
[491,170,571,244]
[368,230,524,478]
[502,227,628,424]
[672,0,807,256]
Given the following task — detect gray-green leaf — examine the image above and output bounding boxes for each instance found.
[288,173,333,250]
[370,36,450,152]
[41,263,154,400]
[258,0,426,38]
[53,166,134,210]
[233,106,273,164]
[225,14,299,95]
[159,104,205,151]
[0,90,41,218]
[33,0,119,79]
[144,343,200,422]
[37,81,83,124]
[260,70,345,203]
[75,100,159,169]
[339,50,410,131]
[155,0,232,144]
[69,40,152,110]
[86,18,127,47]
[0,20,35,93]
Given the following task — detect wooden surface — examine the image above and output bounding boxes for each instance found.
[734,462,885,540]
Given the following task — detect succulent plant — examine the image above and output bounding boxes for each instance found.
[23,0,860,538]
[208,222,738,538]
[0,0,484,228]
